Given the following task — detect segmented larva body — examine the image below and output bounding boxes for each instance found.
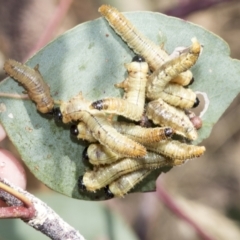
[60,93,146,157]
[146,38,201,100]
[146,98,198,140]
[78,110,146,157]
[99,4,193,85]
[144,140,205,160]
[71,120,174,147]
[155,83,198,109]
[91,56,149,121]
[87,143,125,165]
[113,121,174,144]
[4,59,54,113]
[106,169,152,198]
[81,151,174,192]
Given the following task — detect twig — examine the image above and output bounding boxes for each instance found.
[0,178,86,240]
[0,93,29,100]
[24,0,74,61]
[156,180,215,240]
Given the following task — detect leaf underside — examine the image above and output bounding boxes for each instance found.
[0,12,240,200]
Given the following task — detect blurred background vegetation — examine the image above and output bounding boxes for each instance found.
[0,0,240,239]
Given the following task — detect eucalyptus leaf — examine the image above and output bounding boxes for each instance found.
[0,11,240,200]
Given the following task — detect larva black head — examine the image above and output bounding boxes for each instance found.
[164,128,174,138]
[70,125,79,137]
[104,186,114,199]
[132,55,145,63]
[52,107,63,122]
[91,100,104,110]
[82,146,89,161]
[78,175,86,191]
[193,97,200,108]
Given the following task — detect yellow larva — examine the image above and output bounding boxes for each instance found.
[71,120,174,147]
[91,56,149,121]
[106,169,152,198]
[3,59,54,113]
[112,121,174,144]
[60,93,146,157]
[155,83,199,109]
[146,98,198,140]
[144,140,206,160]
[99,4,193,86]
[146,38,201,100]
[87,143,125,165]
[107,157,191,197]
[80,151,176,192]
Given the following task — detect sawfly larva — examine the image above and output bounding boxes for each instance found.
[105,169,152,198]
[87,143,125,165]
[146,38,201,99]
[70,120,174,147]
[91,56,149,121]
[144,140,205,160]
[59,93,147,157]
[146,98,198,140]
[154,83,199,109]
[4,59,54,113]
[79,151,176,192]
[99,4,193,85]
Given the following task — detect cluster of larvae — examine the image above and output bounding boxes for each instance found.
[3,4,206,198]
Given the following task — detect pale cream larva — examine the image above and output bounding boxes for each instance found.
[146,38,201,100]
[146,98,198,140]
[155,83,199,109]
[144,140,205,160]
[80,151,177,192]
[60,93,146,157]
[98,4,193,86]
[91,56,149,121]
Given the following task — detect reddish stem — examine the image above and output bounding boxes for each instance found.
[0,205,35,220]
[156,181,215,240]
[24,0,73,61]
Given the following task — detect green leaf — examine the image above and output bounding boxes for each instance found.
[0,12,240,200]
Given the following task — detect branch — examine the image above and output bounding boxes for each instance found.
[0,178,86,240]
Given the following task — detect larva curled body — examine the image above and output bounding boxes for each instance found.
[60,93,146,157]
[146,98,198,140]
[91,57,149,121]
[87,143,125,165]
[144,140,205,160]
[146,38,201,99]
[155,83,198,109]
[4,59,54,113]
[81,151,175,192]
[71,120,174,148]
[99,4,193,86]
[106,169,152,198]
